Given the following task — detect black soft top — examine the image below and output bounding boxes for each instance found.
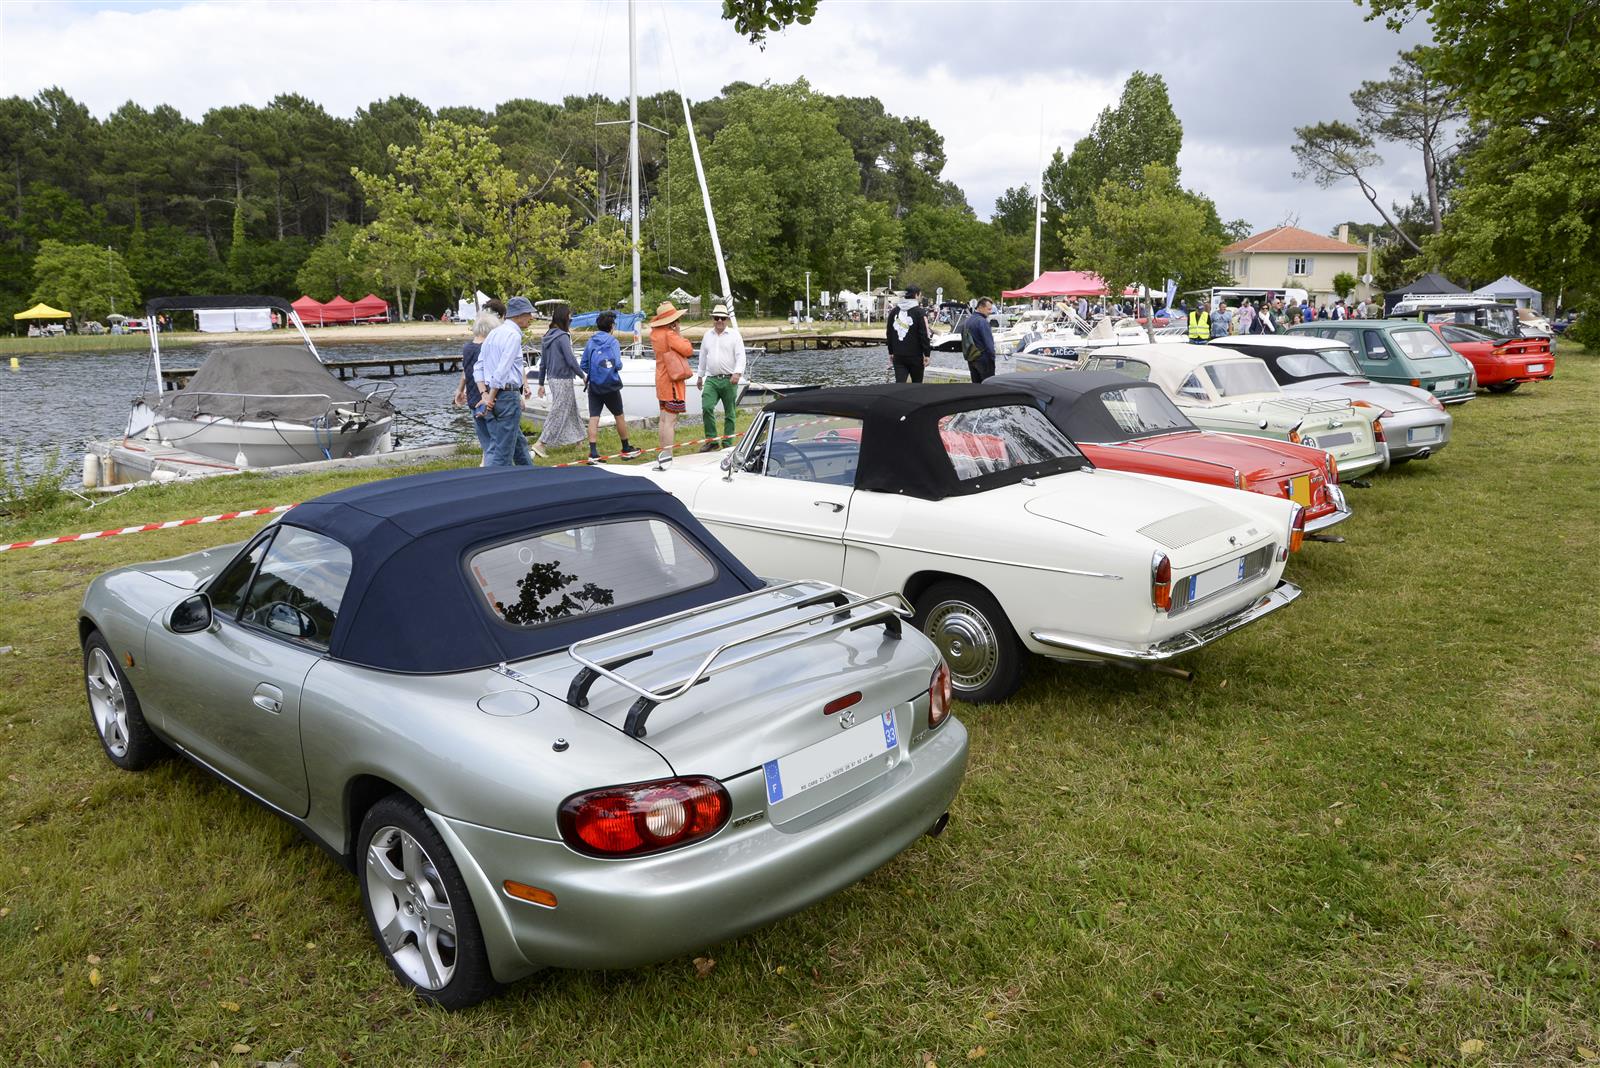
[1000,370,1198,443]
[767,383,1086,499]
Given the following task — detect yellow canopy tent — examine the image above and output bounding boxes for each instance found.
[14,303,72,320]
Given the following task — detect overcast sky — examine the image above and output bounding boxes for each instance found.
[2,0,1430,242]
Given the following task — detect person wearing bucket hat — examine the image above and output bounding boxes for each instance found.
[648,301,694,468]
[695,304,745,450]
[473,295,536,466]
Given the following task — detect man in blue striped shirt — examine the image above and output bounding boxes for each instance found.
[474,296,535,466]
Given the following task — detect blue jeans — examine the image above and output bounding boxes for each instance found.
[481,389,532,467]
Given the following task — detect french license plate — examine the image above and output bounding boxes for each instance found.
[1437,379,1461,391]
[1527,363,1546,373]
[1289,476,1311,506]
[1408,425,1441,444]
[1318,431,1354,449]
[763,711,897,805]
[1187,557,1246,604]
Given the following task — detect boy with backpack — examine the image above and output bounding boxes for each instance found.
[579,310,642,464]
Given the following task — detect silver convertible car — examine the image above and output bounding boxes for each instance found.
[78,467,968,1007]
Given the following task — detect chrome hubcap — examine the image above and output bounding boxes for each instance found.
[924,599,999,692]
[364,826,458,990]
[86,648,130,758]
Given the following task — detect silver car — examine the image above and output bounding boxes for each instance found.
[1211,335,1452,463]
[78,467,968,1007]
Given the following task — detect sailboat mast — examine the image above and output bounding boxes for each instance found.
[628,0,642,325]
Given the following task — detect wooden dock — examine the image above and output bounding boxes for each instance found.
[740,329,885,353]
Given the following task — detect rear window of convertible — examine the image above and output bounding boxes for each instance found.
[470,518,717,627]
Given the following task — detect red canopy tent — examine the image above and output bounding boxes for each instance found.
[350,293,389,323]
[291,295,328,326]
[1001,270,1137,300]
[321,295,357,324]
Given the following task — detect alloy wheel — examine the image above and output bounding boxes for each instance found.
[364,825,459,990]
[85,647,130,759]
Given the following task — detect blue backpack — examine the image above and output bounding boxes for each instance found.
[586,335,623,393]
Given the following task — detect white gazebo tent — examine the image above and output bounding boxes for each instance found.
[1471,275,1542,313]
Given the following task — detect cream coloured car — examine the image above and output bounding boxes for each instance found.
[624,384,1305,702]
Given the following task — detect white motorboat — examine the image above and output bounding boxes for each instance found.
[126,295,395,468]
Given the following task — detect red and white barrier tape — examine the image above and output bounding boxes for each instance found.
[0,505,295,554]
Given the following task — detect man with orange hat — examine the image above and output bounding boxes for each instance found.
[648,300,695,468]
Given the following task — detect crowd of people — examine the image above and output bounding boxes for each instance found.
[453,295,746,469]
[1188,295,1382,341]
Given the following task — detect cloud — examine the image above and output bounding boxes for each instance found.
[0,0,1432,242]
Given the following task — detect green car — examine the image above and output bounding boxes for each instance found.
[1288,320,1477,405]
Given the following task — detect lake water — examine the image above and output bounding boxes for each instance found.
[0,338,969,484]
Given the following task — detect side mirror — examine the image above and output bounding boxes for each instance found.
[263,601,317,639]
[169,592,214,634]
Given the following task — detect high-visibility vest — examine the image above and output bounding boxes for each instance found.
[1188,309,1210,340]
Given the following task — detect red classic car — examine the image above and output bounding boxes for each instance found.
[1002,370,1349,536]
[1431,323,1554,393]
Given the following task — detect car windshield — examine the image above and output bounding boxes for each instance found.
[936,404,1081,481]
[471,518,716,628]
[1089,386,1191,439]
[1314,346,1363,375]
[1274,351,1349,379]
[1391,328,1458,361]
[1440,323,1498,342]
[1082,356,1151,380]
[1203,360,1279,397]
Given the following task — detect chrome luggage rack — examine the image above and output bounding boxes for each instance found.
[566,580,911,738]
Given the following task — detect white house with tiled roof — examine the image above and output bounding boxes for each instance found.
[1219,225,1373,306]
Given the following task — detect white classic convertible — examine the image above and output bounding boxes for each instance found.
[626,384,1304,701]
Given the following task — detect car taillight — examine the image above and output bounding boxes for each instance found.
[1410,378,1422,387]
[1151,551,1172,612]
[928,661,952,728]
[1426,394,1445,411]
[1289,504,1306,554]
[1372,418,1385,443]
[558,777,731,858]
[1324,453,1339,483]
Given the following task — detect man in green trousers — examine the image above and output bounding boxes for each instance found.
[695,303,746,451]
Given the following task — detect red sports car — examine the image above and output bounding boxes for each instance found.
[1003,369,1350,537]
[1431,323,1554,393]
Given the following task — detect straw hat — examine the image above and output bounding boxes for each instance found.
[647,301,686,328]
[711,304,731,318]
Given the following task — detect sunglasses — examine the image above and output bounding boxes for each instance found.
[712,316,728,321]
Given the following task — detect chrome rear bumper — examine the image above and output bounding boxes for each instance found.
[1305,485,1350,533]
[1030,580,1301,665]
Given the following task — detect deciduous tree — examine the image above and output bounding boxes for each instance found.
[30,239,139,322]
[1068,164,1225,339]
[1291,121,1422,254]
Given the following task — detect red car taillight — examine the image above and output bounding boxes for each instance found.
[1372,417,1386,444]
[1324,453,1339,484]
[1151,551,1172,612]
[928,661,952,728]
[558,777,731,858]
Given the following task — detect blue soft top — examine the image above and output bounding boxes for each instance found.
[284,466,761,673]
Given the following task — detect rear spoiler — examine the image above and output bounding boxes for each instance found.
[564,581,910,739]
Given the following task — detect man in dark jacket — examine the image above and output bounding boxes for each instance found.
[886,285,932,383]
[960,297,997,382]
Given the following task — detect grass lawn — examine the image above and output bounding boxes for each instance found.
[1,350,1597,1065]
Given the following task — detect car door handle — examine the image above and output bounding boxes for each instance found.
[813,500,844,512]
[251,683,283,714]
